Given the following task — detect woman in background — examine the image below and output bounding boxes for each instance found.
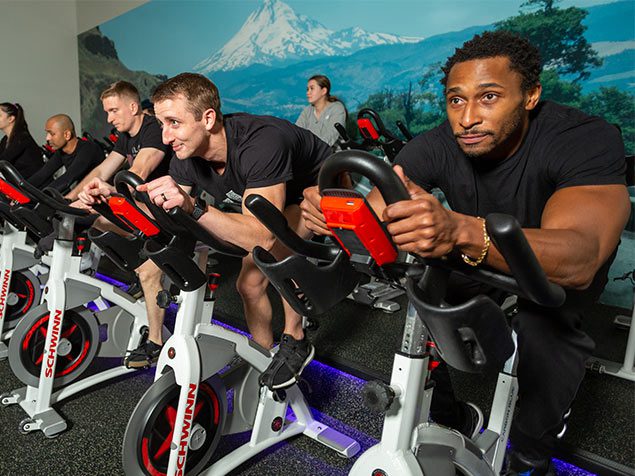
[0,102,44,179]
[296,75,346,147]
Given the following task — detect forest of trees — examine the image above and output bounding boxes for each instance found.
[354,0,634,154]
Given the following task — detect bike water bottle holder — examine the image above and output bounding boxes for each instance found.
[143,236,206,292]
[406,272,514,374]
[87,229,146,271]
[321,188,398,271]
[252,246,360,317]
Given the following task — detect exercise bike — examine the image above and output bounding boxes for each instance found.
[114,171,360,475]
[0,180,50,359]
[0,161,159,437]
[332,107,412,313]
[245,150,566,475]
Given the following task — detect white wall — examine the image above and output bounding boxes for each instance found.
[77,0,148,34]
[0,0,146,144]
[0,1,81,144]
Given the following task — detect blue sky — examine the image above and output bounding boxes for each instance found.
[99,0,619,77]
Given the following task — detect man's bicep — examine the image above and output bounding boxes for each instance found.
[242,182,286,216]
[541,184,630,260]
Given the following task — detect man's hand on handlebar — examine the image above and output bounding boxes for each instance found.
[69,198,95,213]
[77,177,116,207]
[300,185,332,236]
[383,165,459,257]
[137,176,194,214]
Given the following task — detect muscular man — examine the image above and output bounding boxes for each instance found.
[29,114,104,192]
[73,80,172,368]
[133,72,331,389]
[301,31,629,475]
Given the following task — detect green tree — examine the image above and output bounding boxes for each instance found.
[496,3,602,81]
[578,87,635,154]
[539,69,582,105]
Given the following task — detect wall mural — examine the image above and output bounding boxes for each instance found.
[79,0,634,145]
[78,0,635,306]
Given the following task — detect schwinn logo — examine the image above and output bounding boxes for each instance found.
[176,383,198,475]
[0,269,11,316]
[44,309,63,378]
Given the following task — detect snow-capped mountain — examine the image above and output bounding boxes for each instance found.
[193,0,421,74]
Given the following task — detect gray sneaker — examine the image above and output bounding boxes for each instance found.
[259,334,315,390]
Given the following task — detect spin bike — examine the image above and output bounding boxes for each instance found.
[246,150,566,476]
[0,161,158,437]
[113,171,360,475]
[0,180,50,359]
[333,107,411,313]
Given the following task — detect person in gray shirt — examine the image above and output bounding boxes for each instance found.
[295,74,346,146]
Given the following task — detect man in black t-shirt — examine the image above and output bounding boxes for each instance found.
[73,81,172,366]
[29,114,104,193]
[302,32,629,475]
[132,73,331,389]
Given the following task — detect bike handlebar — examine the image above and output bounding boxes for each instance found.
[253,150,566,308]
[0,160,88,217]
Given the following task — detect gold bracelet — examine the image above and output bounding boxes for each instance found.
[461,217,490,267]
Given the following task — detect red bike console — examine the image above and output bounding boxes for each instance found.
[357,118,380,140]
[321,190,397,266]
[0,178,30,204]
[108,196,159,237]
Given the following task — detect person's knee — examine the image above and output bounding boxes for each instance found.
[236,271,268,301]
[137,261,162,286]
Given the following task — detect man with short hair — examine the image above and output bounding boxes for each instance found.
[28,114,104,193]
[301,31,629,475]
[74,80,172,367]
[129,72,331,389]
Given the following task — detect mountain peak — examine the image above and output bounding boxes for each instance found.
[193,0,421,74]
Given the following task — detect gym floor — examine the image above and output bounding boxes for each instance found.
[0,253,632,475]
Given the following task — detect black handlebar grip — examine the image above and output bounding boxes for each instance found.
[0,161,88,217]
[396,121,414,141]
[318,150,409,204]
[334,122,350,141]
[244,194,338,262]
[486,214,566,307]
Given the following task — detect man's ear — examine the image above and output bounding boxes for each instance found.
[202,108,217,131]
[64,129,72,141]
[525,83,542,111]
[130,101,140,115]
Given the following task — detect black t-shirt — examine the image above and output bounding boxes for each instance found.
[396,101,625,226]
[28,139,105,192]
[0,131,44,179]
[113,114,171,182]
[169,113,331,207]
[395,100,625,304]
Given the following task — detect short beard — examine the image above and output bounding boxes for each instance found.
[456,104,525,160]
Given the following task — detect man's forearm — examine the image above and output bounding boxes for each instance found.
[66,167,102,199]
[197,207,273,252]
[483,227,604,290]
